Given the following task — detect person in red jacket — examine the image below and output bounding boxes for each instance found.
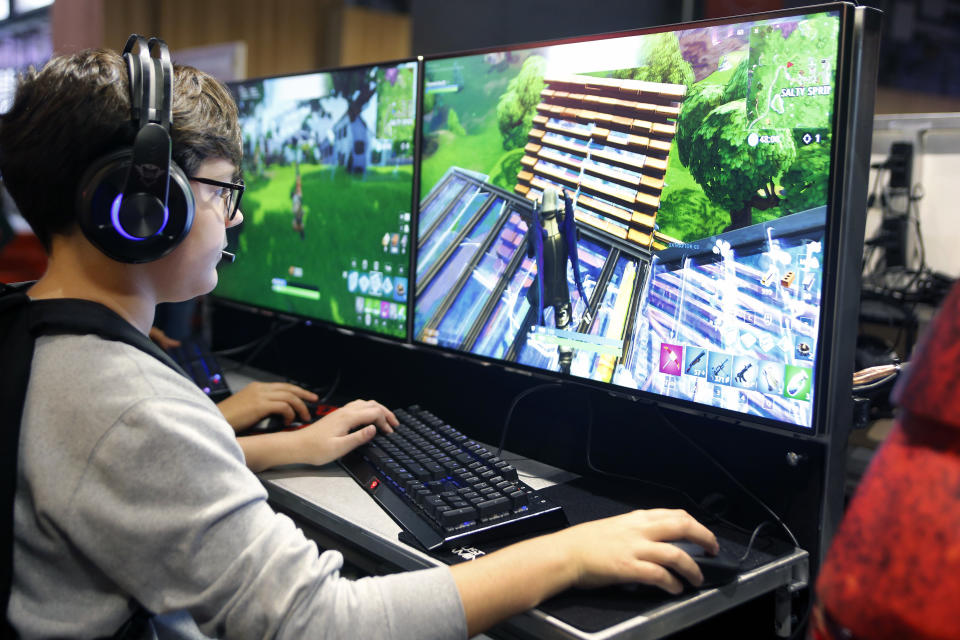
[812,280,960,640]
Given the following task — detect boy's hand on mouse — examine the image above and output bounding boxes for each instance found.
[217,382,318,432]
[293,399,398,466]
[553,509,718,594]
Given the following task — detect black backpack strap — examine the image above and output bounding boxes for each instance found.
[26,298,187,376]
[1,285,190,637]
[0,283,35,639]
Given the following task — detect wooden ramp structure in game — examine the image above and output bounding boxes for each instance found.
[515,73,687,257]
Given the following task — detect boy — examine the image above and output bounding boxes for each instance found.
[0,42,716,638]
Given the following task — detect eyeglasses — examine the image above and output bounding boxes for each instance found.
[188,176,244,221]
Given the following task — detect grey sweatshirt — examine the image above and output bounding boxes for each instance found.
[10,333,467,639]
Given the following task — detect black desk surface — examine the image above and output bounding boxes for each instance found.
[260,459,808,640]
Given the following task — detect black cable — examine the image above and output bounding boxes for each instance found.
[584,396,756,538]
[318,369,342,404]
[217,316,303,367]
[232,317,305,372]
[651,406,800,548]
[214,334,272,358]
[496,383,563,458]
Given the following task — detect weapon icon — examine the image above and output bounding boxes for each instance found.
[685,350,706,374]
[787,370,809,397]
[712,358,728,378]
[736,362,753,383]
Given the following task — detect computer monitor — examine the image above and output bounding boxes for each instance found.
[214,61,419,339]
[413,3,879,431]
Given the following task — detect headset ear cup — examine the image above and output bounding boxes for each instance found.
[77,150,194,263]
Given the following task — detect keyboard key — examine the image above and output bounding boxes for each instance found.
[440,506,478,528]
[477,496,511,520]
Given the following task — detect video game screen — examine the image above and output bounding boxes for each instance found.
[214,62,418,338]
[413,8,842,428]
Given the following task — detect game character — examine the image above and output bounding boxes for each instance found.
[527,187,590,374]
[291,169,305,239]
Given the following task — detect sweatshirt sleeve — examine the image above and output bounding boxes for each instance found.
[63,394,467,640]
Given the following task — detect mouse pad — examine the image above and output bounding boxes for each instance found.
[400,476,794,633]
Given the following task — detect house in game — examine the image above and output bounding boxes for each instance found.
[329,112,371,172]
[322,96,384,173]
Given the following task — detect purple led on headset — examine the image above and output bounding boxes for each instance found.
[110,193,169,241]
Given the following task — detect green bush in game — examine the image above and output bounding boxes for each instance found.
[215,162,412,337]
[660,14,839,242]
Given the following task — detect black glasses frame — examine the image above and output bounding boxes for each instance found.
[188,176,245,221]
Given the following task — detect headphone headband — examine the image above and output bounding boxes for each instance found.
[149,37,173,130]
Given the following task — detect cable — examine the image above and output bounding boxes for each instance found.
[584,396,757,538]
[496,382,563,458]
[224,317,305,373]
[214,334,272,358]
[651,405,799,548]
[317,368,342,404]
[737,520,775,563]
[217,316,304,367]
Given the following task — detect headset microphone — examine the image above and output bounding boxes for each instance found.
[220,250,236,263]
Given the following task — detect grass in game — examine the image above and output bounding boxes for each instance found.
[215,162,412,335]
[420,55,518,195]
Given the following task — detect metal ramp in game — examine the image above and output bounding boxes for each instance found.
[415,169,653,383]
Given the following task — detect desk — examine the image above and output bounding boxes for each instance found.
[226,367,809,639]
[260,460,808,640]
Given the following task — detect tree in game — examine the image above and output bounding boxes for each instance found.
[656,188,730,240]
[686,99,797,231]
[675,83,726,167]
[612,33,695,87]
[780,139,831,214]
[497,55,546,150]
[721,57,749,103]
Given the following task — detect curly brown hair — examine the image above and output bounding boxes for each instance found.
[0,47,242,252]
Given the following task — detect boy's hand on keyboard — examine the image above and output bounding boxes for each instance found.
[295,399,398,466]
[560,508,718,594]
[217,382,318,432]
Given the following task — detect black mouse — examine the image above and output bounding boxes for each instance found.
[256,399,324,432]
[667,540,742,589]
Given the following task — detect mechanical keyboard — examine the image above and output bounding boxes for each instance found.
[167,337,232,403]
[339,405,567,551]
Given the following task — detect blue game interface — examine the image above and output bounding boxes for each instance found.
[413,10,840,428]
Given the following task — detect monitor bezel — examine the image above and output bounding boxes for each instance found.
[409,2,873,437]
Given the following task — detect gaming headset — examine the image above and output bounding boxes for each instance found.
[76,35,195,264]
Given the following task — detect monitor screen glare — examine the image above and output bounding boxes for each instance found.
[216,62,418,338]
[414,10,842,428]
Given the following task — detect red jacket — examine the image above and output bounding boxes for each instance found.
[815,281,960,640]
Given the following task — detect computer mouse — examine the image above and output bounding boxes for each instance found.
[667,540,742,589]
[257,399,333,432]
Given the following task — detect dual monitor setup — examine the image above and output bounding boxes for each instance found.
[214,2,877,438]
